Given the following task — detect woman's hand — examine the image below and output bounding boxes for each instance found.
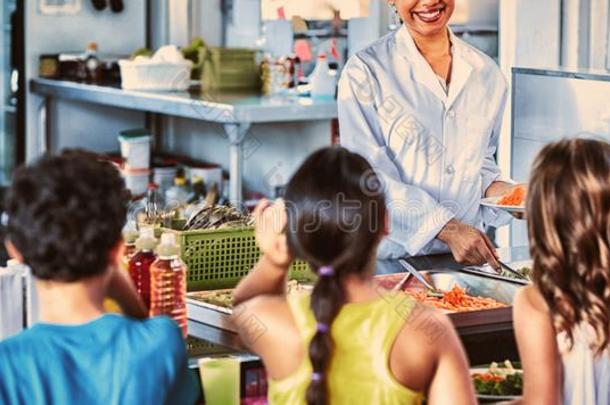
[254,199,292,268]
[437,219,500,270]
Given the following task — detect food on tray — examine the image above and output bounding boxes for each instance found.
[188,281,310,310]
[184,204,254,231]
[406,285,507,312]
[472,360,523,397]
[500,266,532,281]
[497,186,526,207]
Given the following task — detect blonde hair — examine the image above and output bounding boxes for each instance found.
[527,138,610,355]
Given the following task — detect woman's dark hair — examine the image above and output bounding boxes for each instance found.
[527,138,610,355]
[5,149,130,282]
[284,147,386,405]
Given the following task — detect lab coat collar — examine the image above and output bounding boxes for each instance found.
[396,25,473,109]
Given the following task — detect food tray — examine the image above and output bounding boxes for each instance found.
[375,270,521,332]
[187,289,236,333]
[166,227,314,291]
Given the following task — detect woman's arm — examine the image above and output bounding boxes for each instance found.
[233,200,292,307]
[513,286,562,404]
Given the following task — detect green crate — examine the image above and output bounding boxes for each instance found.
[201,47,261,90]
[166,227,313,291]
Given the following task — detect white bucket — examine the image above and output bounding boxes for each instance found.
[119,134,151,170]
[123,168,150,196]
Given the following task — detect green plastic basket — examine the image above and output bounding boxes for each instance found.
[166,227,313,291]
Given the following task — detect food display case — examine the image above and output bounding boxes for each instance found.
[510,67,610,246]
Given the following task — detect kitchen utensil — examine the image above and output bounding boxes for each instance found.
[497,260,529,281]
[398,259,443,298]
[391,272,410,292]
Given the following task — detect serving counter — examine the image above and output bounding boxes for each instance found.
[187,246,530,368]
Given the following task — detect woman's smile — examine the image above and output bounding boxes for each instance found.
[411,4,447,24]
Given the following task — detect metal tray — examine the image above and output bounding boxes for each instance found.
[187,290,237,333]
[376,270,523,334]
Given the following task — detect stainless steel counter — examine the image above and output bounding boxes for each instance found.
[187,246,530,364]
[29,78,338,204]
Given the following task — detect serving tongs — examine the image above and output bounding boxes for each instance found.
[497,259,530,281]
[398,259,444,298]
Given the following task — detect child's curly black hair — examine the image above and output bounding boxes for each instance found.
[5,149,130,282]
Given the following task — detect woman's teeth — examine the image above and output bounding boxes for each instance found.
[414,8,443,23]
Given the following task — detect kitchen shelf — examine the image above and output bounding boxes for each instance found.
[30,78,338,205]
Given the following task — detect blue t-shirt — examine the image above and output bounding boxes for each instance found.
[0,314,199,405]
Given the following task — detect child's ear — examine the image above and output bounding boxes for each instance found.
[5,239,24,263]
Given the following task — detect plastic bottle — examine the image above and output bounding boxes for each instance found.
[84,42,102,83]
[128,227,158,310]
[149,233,188,337]
[165,176,190,206]
[309,53,336,99]
[122,225,139,272]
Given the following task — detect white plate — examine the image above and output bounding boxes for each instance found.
[481,196,525,214]
[471,367,522,401]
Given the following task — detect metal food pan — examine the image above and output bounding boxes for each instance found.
[410,271,522,305]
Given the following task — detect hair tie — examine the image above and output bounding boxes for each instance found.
[316,322,329,334]
[311,372,322,383]
[318,266,334,277]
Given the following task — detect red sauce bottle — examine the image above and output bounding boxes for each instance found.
[149,232,187,337]
[128,227,157,310]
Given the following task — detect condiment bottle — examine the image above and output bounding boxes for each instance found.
[84,42,102,83]
[149,232,188,337]
[128,227,158,310]
[310,52,336,99]
[122,226,139,272]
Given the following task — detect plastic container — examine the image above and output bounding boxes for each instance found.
[165,226,313,291]
[309,53,336,99]
[188,165,222,193]
[128,227,158,310]
[119,60,193,91]
[122,168,150,196]
[119,129,152,170]
[153,166,178,192]
[150,233,188,337]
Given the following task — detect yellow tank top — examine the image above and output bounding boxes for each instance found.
[267,291,424,405]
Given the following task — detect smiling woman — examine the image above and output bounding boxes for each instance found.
[338,0,520,266]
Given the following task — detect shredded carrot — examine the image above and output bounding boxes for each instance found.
[498,186,526,206]
[406,285,507,312]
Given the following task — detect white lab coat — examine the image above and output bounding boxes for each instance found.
[338,25,510,258]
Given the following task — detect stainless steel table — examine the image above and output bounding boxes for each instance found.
[187,246,531,364]
[29,78,338,204]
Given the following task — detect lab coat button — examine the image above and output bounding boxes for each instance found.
[447,109,455,119]
[445,164,455,175]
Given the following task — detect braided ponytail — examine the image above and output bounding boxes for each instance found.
[306,266,345,405]
[283,147,387,405]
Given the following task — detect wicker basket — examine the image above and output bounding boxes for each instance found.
[165,227,313,291]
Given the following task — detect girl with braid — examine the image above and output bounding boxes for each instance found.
[233,147,475,405]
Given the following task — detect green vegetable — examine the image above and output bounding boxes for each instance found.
[472,360,523,397]
[131,47,153,59]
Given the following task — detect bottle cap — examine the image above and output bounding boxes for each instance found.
[88,42,98,51]
[156,232,180,258]
[174,177,186,186]
[123,222,139,245]
[135,227,157,251]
